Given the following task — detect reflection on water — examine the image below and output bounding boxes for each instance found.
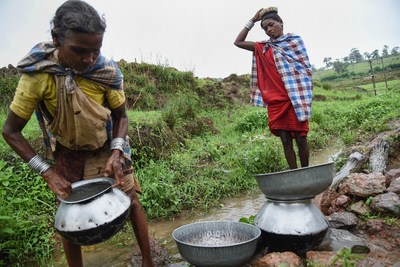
[54,145,341,266]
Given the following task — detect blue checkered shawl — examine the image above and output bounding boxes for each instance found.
[17,42,123,90]
[250,33,313,122]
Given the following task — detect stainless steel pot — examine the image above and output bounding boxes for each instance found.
[54,177,131,245]
[255,198,328,253]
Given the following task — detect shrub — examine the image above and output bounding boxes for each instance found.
[235,109,269,132]
[0,160,56,266]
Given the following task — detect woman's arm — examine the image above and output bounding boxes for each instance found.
[104,103,129,186]
[2,110,72,198]
[234,9,263,51]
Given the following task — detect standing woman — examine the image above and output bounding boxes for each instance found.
[234,7,313,169]
[2,1,154,266]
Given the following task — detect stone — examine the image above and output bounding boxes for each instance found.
[253,251,303,267]
[317,187,341,215]
[370,192,400,215]
[350,200,372,216]
[327,211,358,229]
[306,251,338,266]
[315,228,370,253]
[339,172,386,197]
[387,177,400,194]
[385,168,400,186]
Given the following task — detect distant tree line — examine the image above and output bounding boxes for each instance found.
[322,45,400,74]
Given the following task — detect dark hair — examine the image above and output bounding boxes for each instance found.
[51,0,106,42]
[261,10,283,24]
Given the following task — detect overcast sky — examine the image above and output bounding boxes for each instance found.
[0,0,399,78]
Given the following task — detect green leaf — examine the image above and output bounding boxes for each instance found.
[1,227,14,234]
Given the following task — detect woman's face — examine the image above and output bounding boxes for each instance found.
[261,19,283,39]
[55,32,103,73]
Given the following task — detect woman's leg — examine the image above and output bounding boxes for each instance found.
[295,133,309,167]
[62,238,83,267]
[278,130,297,169]
[129,190,154,267]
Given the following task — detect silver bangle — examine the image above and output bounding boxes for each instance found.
[28,155,51,175]
[245,20,254,30]
[110,137,125,152]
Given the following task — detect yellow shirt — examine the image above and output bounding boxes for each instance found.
[10,73,125,120]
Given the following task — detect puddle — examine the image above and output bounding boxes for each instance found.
[53,145,341,266]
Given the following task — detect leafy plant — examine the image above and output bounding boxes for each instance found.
[0,160,56,266]
[331,247,364,267]
[365,196,374,206]
[239,215,256,225]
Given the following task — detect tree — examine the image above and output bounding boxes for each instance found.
[323,57,332,68]
[332,59,348,74]
[311,65,317,72]
[371,49,380,62]
[391,46,399,55]
[382,45,389,57]
[364,52,371,60]
[349,48,363,63]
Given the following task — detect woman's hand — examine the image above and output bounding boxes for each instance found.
[42,168,72,199]
[251,8,264,23]
[104,150,124,188]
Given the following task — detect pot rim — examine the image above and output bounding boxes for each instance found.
[172,221,261,248]
[58,177,116,204]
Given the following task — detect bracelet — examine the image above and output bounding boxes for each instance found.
[110,137,125,152]
[28,155,51,175]
[244,20,254,30]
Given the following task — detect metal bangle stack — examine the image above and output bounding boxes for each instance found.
[28,155,51,175]
[110,137,125,152]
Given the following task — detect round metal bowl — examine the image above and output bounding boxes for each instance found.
[255,162,334,200]
[172,221,261,267]
[55,178,131,245]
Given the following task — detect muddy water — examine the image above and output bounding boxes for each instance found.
[54,145,341,266]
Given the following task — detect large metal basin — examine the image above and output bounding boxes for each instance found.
[255,162,334,200]
[172,221,261,267]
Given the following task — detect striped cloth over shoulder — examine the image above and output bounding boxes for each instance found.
[250,33,313,122]
[17,42,123,90]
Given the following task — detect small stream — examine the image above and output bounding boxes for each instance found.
[54,145,341,266]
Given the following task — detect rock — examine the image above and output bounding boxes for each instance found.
[365,219,385,234]
[253,251,303,267]
[317,187,341,215]
[306,251,338,266]
[387,177,400,194]
[385,168,400,186]
[327,211,358,229]
[315,228,370,253]
[339,172,386,197]
[350,200,372,216]
[328,195,351,214]
[370,192,400,215]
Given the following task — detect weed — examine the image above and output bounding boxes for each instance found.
[331,247,364,267]
[239,215,256,225]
